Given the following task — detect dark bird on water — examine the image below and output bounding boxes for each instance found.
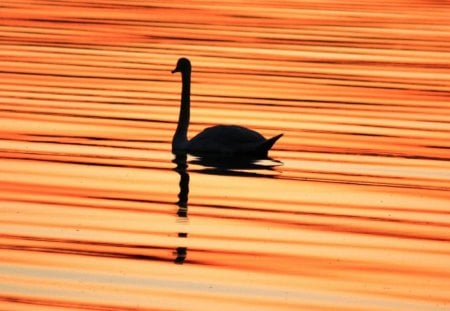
[171,57,282,157]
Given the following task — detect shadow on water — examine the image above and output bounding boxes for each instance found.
[171,154,282,264]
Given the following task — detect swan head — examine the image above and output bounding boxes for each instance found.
[172,57,191,74]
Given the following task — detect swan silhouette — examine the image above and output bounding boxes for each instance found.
[171,57,283,157]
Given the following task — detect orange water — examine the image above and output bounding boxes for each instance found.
[1,1,450,310]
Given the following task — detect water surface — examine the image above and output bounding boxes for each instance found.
[1,1,450,310]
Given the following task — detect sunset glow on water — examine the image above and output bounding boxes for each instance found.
[1,1,450,310]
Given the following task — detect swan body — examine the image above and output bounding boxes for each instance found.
[172,57,282,157]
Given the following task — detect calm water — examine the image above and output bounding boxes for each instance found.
[1,1,450,310]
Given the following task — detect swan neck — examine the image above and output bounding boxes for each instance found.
[172,70,191,153]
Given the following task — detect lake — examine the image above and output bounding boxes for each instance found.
[1,1,450,310]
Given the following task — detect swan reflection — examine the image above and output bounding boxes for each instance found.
[171,153,281,264]
[172,154,189,264]
[190,155,282,176]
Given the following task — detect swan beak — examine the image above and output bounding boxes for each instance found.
[171,68,179,74]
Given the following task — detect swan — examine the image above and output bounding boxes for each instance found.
[171,57,283,157]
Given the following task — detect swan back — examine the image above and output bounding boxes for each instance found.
[187,125,282,157]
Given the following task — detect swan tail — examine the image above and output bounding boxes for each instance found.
[257,133,283,156]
